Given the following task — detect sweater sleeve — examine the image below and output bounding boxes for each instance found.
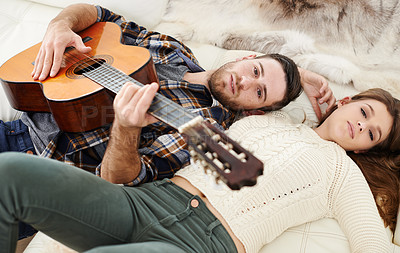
[333,161,391,252]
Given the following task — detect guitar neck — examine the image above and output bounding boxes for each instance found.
[84,63,197,130]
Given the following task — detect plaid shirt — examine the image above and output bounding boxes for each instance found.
[42,6,237,185]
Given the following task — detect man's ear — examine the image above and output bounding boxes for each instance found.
[236,54,257,61]
[338,96,352,107]
[242,110,265,116]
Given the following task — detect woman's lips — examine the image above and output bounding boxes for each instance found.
[347,121,355,139]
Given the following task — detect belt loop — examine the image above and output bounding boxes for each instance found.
[153,178,172,187]
[12,119,22,132]
[205,219,221,236]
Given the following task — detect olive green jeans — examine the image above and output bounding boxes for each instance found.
[0,152,237,253]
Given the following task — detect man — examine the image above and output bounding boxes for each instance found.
[6,3,334,186]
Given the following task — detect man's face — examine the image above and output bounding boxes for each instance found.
[208,56,287,111]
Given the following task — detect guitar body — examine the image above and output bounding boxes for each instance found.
[0,22,158,132]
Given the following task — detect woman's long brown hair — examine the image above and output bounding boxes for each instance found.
[348,152,400,233]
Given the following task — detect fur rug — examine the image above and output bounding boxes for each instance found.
[156,0,400,99]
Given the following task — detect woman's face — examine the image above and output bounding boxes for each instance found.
[316,98,393,152]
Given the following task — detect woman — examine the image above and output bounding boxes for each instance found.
[0,88,399,253]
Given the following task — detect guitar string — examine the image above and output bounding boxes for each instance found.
[59,49,198,127]
[94,58,197,125]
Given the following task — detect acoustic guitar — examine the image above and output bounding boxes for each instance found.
[0,22,263,190]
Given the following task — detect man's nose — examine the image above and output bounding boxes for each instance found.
[239,76,253,90]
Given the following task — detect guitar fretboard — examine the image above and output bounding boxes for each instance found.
[83,63,197,130]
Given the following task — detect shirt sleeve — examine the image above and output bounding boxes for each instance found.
[130,129,191,185]
[333,162,391,253]
[95,131,190,186]
[95,5,202,71]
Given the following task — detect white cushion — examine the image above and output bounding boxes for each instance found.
[29,0,168,29]
[0,0,61,121]
[24,221,398,253]
[24,232,76,253]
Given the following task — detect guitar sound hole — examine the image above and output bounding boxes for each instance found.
[73,58,106,75]
[66,55,113,79]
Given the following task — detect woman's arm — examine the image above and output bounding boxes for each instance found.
[32,4,97,80]
[333,162,391,252]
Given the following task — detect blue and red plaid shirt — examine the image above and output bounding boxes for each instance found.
[41,6,237,185]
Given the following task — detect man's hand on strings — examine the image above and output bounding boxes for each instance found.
[31,21,91,81]
[113,82,160,129]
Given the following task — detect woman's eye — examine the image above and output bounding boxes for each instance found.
[254,67,259,77]
[257,88,262,98]
[361,108,367,118]
[369,130,374,141]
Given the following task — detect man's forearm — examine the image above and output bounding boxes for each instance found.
[297,67,306,84]
[50,3,97,32]
[101,123,142,184]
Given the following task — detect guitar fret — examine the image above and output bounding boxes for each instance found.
[88,66,128,93]
[149,99,193,127]
[157,107,185,125]
[153,105,178,121]
[150,100,176,114]
[83,63,197,130]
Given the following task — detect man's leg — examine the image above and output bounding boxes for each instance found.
[85,241,187,253]
[0,152,134,253]
[0,120,38,239]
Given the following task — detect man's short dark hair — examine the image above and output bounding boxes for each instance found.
[255,54,302,111]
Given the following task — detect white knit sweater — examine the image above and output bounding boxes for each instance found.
[176,111,390,253]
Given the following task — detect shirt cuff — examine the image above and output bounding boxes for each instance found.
[123,158,149,186]
[95,158,149,186]
[95,162,102,177]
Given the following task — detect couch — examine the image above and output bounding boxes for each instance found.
[0,0,399,252]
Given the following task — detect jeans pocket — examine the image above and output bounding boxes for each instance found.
[0,120,35,154]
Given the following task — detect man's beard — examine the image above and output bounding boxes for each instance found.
[208,63,242,111]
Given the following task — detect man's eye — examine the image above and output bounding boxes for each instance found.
[369,130,374,141]
[361,108,367,118]
[254,67,259,77]
[257,88,262,98]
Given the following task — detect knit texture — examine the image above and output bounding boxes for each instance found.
[176,111,390,253]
